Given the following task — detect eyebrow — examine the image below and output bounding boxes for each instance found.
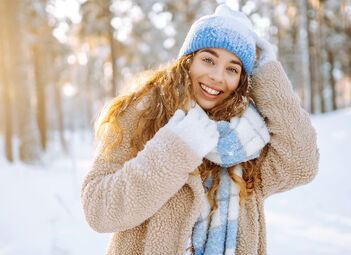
[199,48,243,67]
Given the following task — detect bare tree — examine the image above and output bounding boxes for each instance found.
[296,0,311,112]
[80,0,119,97]
[0,2,13,162]
[4,0,40,162]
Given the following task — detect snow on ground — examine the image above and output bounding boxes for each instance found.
[0,131,110,255]
[1,108,351,255]
[265,107,351,255]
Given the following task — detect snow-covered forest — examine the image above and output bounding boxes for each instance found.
[0,0,351,254]
[1,0,351,163]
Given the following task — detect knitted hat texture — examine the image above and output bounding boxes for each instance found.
[178,4,256,74]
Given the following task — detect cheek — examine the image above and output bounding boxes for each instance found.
[227,77,241,92]
[189,59,207,80]
[189,65,196,83]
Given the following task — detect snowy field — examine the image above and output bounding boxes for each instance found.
[1,108,351,255]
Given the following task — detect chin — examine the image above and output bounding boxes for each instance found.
[197,100,217,110]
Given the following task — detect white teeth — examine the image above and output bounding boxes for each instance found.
[200,83,220,95]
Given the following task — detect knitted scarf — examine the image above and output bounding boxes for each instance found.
[189,104,270,255]
[205,104,270,167]
[191,167,242,255]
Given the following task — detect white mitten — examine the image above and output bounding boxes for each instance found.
[165,104,219,158]
[253,35,277,72]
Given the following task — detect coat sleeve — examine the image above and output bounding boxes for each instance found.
[250,61,319,199]
[80,102,202,233]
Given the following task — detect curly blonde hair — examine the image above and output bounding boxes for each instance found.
[95,53,264,215]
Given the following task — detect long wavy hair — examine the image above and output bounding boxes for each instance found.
[95,52,264,215]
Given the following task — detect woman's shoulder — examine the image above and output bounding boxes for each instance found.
[118,92,152,119]
[95,93,153,164]
[107,92,153,141]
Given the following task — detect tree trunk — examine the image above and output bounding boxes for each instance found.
[343,12,351,107]
[297,0,311,112]
[316,1,326,113]
[0,50,13,162]
[0,3,13,162]
[105,0,118,97]
[108,26,118,97]
[54,80,67,152]
[50,51,67,153]
[5,0,40,162]
[33,45,47,150]
[306,0,319,114]
[328,50,337,111]
[85,59,94,129]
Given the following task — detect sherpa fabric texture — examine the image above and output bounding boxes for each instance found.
[178,4,256,73]
[81,61,319,255]
[205,104,270,167]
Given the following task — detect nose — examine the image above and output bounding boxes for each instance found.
[208,66,224,84]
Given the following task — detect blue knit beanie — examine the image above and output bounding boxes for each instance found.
[178,4,256,74]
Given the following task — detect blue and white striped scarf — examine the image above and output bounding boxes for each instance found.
[188,104,270,255]
[206,104,270,168]
[191,167,242,255]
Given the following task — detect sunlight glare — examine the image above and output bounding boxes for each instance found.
[67,55,76,65]
[62,83,77,97]
[47,0,82,23]
[48,0,82,43]
[78,52,88,66]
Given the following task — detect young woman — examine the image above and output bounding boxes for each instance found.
[81,4,319,255]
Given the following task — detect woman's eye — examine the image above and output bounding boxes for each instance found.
[202,58,213,64]
[228,67,238,74]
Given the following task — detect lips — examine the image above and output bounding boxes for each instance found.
[199,82,222,99]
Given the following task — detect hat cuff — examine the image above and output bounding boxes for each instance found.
[179,31,255,74]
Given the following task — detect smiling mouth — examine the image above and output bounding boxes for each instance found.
[200,83,222,96]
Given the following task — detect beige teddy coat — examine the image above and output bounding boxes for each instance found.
[81,61,319,255]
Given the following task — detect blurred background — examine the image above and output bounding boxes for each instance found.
[0,0,350,255]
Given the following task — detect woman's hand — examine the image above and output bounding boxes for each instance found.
[165,104,219,158]
[253,35,277,72]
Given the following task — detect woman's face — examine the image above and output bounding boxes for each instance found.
[189,48,242,110]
